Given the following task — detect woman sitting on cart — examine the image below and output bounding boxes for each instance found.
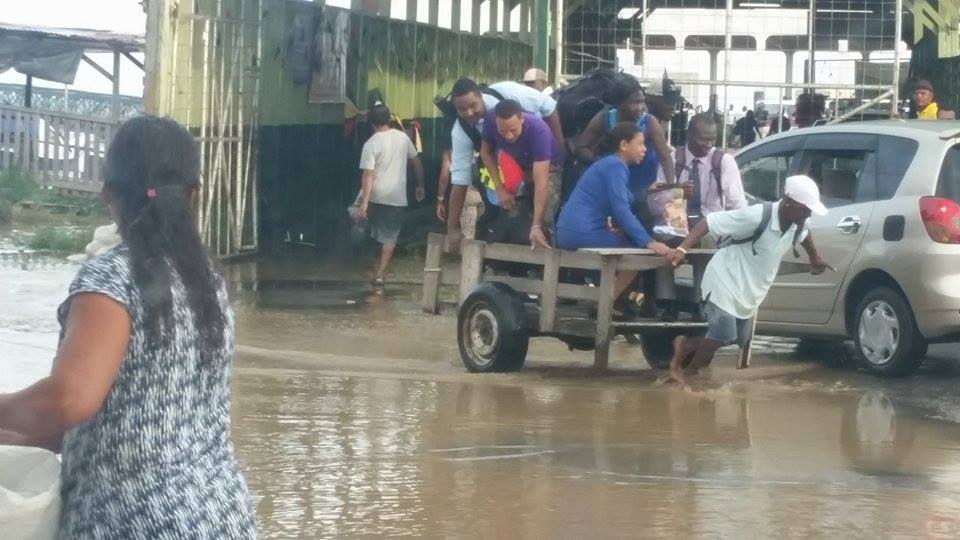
[556,122,671,299]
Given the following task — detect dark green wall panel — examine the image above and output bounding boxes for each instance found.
[257,3,533,252]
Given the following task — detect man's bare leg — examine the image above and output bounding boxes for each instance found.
[446,185,468,252]
[376,242,396,282]
[664,335,698,384]
[685,338,724,376]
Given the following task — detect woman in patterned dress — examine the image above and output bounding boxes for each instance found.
[0,116,257,538]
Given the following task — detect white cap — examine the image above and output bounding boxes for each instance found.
[784,175,828,216]
[522,68,548,83]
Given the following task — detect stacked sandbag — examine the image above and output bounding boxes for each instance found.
[0,445,61,540]
[67,223,121,264]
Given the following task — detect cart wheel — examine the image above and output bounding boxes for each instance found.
[458,282,529,373]
[640,330,682,370]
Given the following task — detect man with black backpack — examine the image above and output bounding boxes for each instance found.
[662,175,834,385]
[442,78,565,250]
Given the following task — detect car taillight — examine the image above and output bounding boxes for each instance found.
[919,196,960,244]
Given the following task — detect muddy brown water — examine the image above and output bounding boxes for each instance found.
[233,369,960,538]
[5,252,960,537]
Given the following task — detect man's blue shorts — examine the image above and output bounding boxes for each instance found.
[704,301,752,348]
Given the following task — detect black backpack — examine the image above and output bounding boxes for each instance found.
[433,86,504,152]
[717,202,804,257]
[433,85,529,211]
[552,68,639,138]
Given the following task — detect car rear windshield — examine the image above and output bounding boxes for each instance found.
[938,145,960,202]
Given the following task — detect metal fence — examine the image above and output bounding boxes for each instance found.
[0,104,116,193]
[560,1,908,146]
[0,83,143,120]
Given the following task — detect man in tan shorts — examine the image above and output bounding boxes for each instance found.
[436,149,484,239]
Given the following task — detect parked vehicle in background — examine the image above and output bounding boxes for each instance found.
[735,120,960,376]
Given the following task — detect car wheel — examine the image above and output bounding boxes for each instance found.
[640,330,682,370]
[853,287,926,377]
[458,282,529,373]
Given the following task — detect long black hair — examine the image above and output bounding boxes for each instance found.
[103,116,226,358]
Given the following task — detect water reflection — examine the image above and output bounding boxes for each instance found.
[841,390,916,475]
[231,372,960,538]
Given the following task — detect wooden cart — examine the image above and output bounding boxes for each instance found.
[421,233,736,372]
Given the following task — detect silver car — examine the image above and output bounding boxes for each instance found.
[735,120,960,376]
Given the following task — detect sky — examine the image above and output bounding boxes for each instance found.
[1,0,147,96]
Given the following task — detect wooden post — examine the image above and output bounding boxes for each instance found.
[24,76,33,108]
[737,317,758,369]
[111,50,121,123]
[16,111,26,169]
[451,0,462,31]
[471,0,482,35]
[72,120,82,184]
[519,0,530,44]
[539,248,560,332]
[459,239,485,305]
[422,233,444,314]
[594,255,617,371]
[428,0,439,26]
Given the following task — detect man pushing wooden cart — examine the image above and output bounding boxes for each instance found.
[421,175,832,380]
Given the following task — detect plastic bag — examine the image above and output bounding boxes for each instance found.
[346,191,369,245]
[647,187,689,232]
[0,445,61,540]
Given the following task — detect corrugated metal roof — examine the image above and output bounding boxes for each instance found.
[0,22,144,52]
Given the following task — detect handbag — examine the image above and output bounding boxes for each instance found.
[646,187,689,232]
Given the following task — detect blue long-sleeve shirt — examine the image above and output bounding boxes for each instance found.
[557,155,652,247]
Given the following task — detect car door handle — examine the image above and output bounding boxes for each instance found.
[837,215,861,235]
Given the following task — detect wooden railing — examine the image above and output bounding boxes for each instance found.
[0,105,117,193]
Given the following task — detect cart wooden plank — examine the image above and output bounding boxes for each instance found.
[613,321,709,329]
[485,275,599,301]
[480,243,607,270]
[578,248,717,255]
[459,240,485,303]
[738,317,759,369]
[539,249,561,332]
[422,233,444,314]
[593,257,617,371]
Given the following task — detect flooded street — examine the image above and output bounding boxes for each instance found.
[5,252,960,537]
[0,244,74,392]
